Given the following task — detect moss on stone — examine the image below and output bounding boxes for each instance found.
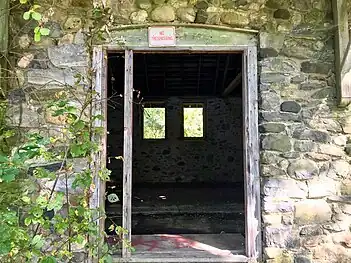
[303,8,325,25]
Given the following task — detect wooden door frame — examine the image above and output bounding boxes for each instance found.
[92,41,261,262]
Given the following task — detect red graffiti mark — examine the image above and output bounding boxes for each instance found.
[132,236,162,251]
[131,235,234,257]
[160,235,195,249]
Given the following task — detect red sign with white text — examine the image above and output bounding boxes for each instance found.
[148,27,176,47]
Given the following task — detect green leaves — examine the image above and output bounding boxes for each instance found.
[23,11,31,20]
[47,193,64,212]
[24,217,32,227]
[0,154,20,182]
[40,256,57,263]
[31,235,44,250]
[0,64,121,261]
[34,26,42,42]
[40,28,50,36]
[0,167,20,182]
[31,12,42,21]
[72,170,92,189]
[22,11,42,21]
[98,168,111,181]
[102,255,113,263]
[70,143,88,158]
[21,4,51,42]
[33,167,56,180]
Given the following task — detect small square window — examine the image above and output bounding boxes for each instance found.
[143,106,166,139]
[183,104,204,138]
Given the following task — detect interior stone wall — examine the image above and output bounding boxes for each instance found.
[108,97,243,183]
[6,0,351,262]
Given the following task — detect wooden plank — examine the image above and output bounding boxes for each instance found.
[222,56,230,91]
[243,46,261,261]
[0,0,9,97]
[114,255,249,262]
[108,28,257,50]
[222,72,242,97]
[123,49,134,258]
[107,203,244,215]
[332,0,351,104]
[91,46,108,263]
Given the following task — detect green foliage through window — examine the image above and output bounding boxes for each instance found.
[143,107,166,139]
[183,106,204,138]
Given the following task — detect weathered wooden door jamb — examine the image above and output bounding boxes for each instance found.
[332,0,351,105]
[92,44,261,263]
[0,0,9,97]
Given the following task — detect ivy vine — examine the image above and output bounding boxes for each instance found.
[0,1,126,262]
[19,0,51,42]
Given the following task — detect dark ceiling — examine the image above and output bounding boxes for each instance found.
[108,52,243,99]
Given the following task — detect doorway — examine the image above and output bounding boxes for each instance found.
[92,40,260,262]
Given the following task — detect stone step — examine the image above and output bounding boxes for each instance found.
[106,203,244,216]
[106,210,245,235]
[105,185,245,235]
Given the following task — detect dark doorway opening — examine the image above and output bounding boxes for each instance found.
[105,52,245,256]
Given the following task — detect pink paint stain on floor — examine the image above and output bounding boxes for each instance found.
[131,234,235,257]
[107,233,245,258]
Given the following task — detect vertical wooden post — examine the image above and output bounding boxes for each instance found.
[91,46,108,263]
[243,46,261,261]
[122,49,133,258]
[332,0,351,105]
[0,0,9,97]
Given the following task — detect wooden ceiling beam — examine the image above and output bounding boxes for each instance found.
[222,72,242,97]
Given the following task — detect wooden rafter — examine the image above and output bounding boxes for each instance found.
[222,56,230,91]
[222,72,242,97]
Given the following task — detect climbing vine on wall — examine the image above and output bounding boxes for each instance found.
[0,82,123,263]
[0,1,126,262]
[18,0,51,42]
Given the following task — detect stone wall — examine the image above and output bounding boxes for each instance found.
[108,97,243,183]
[6,0,351,262]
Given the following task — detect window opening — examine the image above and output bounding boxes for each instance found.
[183,103,204,138]
[143,104,166,139]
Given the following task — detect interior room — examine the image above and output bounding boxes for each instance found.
[105,51,245,258]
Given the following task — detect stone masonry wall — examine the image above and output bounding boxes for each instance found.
[108,97,243,184]
[6,0,351,262]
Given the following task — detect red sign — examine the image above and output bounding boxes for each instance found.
[148,27,176,47]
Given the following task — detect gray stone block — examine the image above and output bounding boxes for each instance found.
[280,101,301,113]
[287,159,319,180]
[261,134,292,152]
[293,129,331,143]
[294,199,332,224]
[48,44,88,68]
[263,178,307,199]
